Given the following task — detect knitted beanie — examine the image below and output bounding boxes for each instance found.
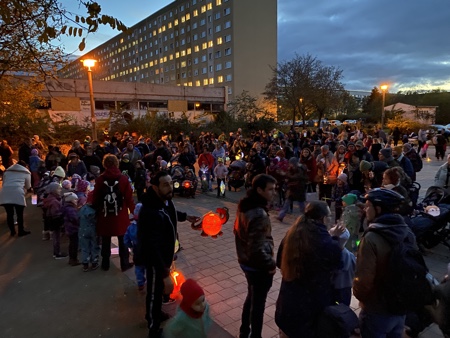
[75,180,90,193]
[62,180,72,190]
[53,166,65,178]
[359,160,372,172]
[338,173,348,183]
[64,192,78,204]
[180,279,205,319]
[380,148,392,159]
[342,193,357,206]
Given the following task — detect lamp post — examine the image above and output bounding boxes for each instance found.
[81,59,97,140]
[380,84,388,129]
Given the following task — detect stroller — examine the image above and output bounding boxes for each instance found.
[227,159,246,191]
[409,186,450,252]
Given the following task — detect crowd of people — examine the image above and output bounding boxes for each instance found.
[1,123,450,338]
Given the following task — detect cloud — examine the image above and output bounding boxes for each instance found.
[278,0,450,91]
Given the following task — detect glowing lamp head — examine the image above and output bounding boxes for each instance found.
[380,84,388,91]
[202,212,223,237]
[183,180,191,189]
[174,181,180,189]
[81,59,97,70]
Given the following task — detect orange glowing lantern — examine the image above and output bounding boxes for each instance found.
[170,263,186,299]
[183,180,192,189]
[191,207,229,238]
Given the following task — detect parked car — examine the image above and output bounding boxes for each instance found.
[343,119,358,125]
[329,120,342,126]
[430,124,450,138]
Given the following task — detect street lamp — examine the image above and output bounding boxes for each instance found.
[380,84,388,129]
[81,59,97,140]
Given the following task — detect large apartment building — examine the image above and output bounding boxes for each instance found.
[60,0,277,101]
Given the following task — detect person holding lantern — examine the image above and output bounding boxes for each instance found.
[234,174,277,338]
[134,171,200,338]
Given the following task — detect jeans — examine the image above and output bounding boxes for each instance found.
[79,227,100,264]
[101,235,130,270]
[239,269,274,338]
[359,309,405,338]
[3,204,25,234]
[135,265,146,286]
[278,198,305,220]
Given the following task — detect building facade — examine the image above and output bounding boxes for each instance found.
[59,0,277,100]
[384,102,437,124]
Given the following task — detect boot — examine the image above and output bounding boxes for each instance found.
[42,230,50,241]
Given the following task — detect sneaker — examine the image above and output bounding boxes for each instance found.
[83,263,89,272]
[162,297,176,305]
[91,262,99,271]
[53,253,68,259]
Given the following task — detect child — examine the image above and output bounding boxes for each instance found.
[213,157,228,198]
[163,279,212,338]
[61,179,73,195]
[62,192,80,266]
[134,160,147,201]
[124,203,146,290]
[29,149,41,188]
[74,179,89,208]
[341,193,361,253]
[42,182,66,259]
[78,191,100,272]
[332,173,349,221]
[330,228,356,306]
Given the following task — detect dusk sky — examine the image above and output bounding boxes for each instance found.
[61,0,450,93]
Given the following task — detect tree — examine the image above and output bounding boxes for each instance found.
[264,54,347,126]
[227,90,264,123]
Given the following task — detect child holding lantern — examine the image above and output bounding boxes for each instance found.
[163,278,212,338]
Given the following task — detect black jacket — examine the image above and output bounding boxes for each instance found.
[135,188,187,278]
[234,192,275,272]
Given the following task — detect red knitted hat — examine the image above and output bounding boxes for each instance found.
[180,279,205,318]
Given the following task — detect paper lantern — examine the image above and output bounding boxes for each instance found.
[183,180,192,189]
[202,212,223,237]
[170,268,185,299]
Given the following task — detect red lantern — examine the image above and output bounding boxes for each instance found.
[183,180,191,189]
[202,212,223,237]
[170,264,185,299]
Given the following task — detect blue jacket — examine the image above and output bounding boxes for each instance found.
[124,220,138,252]
[163,304,211,338]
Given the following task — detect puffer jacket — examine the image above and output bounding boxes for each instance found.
[0,163,31,206]
[434,163,450,189]
[234,193,275,272]
[353,213,416,314]
[63,203,79,235]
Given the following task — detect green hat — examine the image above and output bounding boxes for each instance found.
[342,193,357,206]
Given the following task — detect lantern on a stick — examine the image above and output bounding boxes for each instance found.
[191,207,229,238]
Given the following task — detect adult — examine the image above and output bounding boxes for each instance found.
[275,201,342,337]
[234,174,277,338]
[0,161,32,236]
[104,137,120,156]
[83,146,104,174]
[277,157,308,222]
[18,138,33,165]
[32,135,47,154]
[403,143,422,181]
[379,148,400,168]
[392,145,414,182]
[359,160,389,190]
[212,142,226,168]
[122,141,142,166]
[354,188,414,338]
[316,145,339,206]
[67,140,86,158]
[369,138,382,161]
[392,127,401,146]
[435,130,447,161]
[0,140,14,169]
[135,171,198,338]
[92,154,135,272]
[66,153,88,178]
[434,154,450,191]
[178,145,196,171]
[300,147,318,193]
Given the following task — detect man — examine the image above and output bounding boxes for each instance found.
[135,171,199,338]
[353,188,415,337]
[392,145,414,181]
[121,141,142,166]
[18,138,33,165]
[234,174,277,338]
[378,148,399,168]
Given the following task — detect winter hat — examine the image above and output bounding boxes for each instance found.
[180,279,205,319]
[62,180,72,190]
[355,140,364,147]
[53,166,65,178]
[380,148,392,159]
[160,160,168,169]
[337,173,348,183]
[64,192,78,204]
[71,173,82,187]
[393,146,403,155]
[288,157,299,166]
[359,160,372,172]
[75,180,90,193]
[46,182,61,195]
[133,203,142,220]
[31,149,39,156]
[342,193,357,206]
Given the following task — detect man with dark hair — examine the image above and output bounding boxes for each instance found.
[135,171,199,338]
[234,173,277,338]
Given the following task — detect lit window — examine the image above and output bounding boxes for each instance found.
[188,82,193,86]
[209,78,214,84]
[196,80,201,86]
[194,45,200,52]
[203,79,208,85]
[193,9,198,16]
[202,42,207,49]
[176,52,180,58]
[170,54,174,60]
[181,50,186,56]
[201,6,206,13]
[216,0,222,5]
[174,19,179,26]
[181,61,187,67]
[187,48,192,54]
[207,3,212,10]
[208,41,213,47]
[186,13,190,20]
[218,75,223,83]
[217,37,223,45]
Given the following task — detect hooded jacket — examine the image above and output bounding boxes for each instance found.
[0,163,31,206]
[353,213,417,314]
[134,188,187,278]
[234,192,275,272]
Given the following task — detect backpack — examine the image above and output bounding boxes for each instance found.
[368,227,434,314]
[100,178,123,217]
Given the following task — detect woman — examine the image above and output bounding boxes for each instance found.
[300,147,318,193]
[276,201,342,337]
[92,154,135,271]
[382,167,412,216]
[434,154,450,191]
[0,161,32,236]
[369,137,382,161]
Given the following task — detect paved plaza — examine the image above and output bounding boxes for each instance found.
[0,156,449,338]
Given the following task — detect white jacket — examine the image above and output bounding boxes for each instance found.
[434,163,450,189]
[0,163,31,206]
